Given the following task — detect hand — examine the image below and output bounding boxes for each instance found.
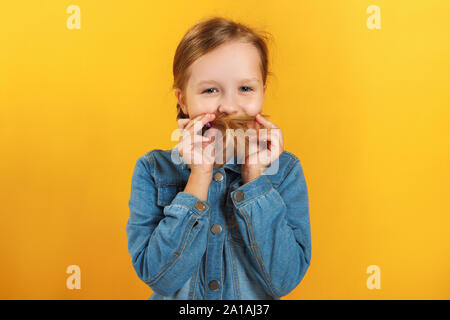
[177,113,217,176]
[241,114,284,184]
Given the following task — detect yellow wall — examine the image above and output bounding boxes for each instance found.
[1,0,449,299]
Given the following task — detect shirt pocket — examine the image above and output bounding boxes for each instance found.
[157,184,184,207]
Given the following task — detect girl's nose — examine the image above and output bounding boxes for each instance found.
[217,101,240,115]
[218,105,239,115]
[217,91,240,115]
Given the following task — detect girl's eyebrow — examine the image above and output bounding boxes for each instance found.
[242,77,260,82]
[196,80,219,86]
[196,77,260,86]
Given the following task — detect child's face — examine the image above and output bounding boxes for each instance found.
[176,40,267,119]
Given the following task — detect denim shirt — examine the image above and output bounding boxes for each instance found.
[125,146,311,300]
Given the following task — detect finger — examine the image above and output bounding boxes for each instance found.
[256,127,274,146]
[267,138,283,160]
[180,133,210,155]
[203,126,220,140]
[181,115,212,137]
[268,128,283,148]
[192,113,217,137]
[245,152,260,166]
[177,118,190,130]
[258,149,272,165]
[256,113,277,129]
[259,128,282,148]
[191,140,215,164]
[182,132,212,149]
[185,113,216,132]
[191,136,214,146]
[203,139,216,163]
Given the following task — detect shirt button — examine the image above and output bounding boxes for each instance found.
[213,172,223,182]
[195,201,206,210]
[210,224,222,235]
[234,191,245,202]
[208,280,220,291]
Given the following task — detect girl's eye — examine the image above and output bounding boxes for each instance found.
[240,86,253,92]
[202,86,254,94]
[202,88,217,94]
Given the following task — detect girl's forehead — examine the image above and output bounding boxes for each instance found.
[189,70,262,88]
[189,42,262,78]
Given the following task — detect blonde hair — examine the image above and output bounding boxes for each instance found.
[202,113,270,135]
[172,16,274,119]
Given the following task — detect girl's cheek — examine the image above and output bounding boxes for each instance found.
[187,103,215,118]
[195,99,219,114]
[243,101,263,116]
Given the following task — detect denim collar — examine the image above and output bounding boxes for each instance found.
[171,146,241,174]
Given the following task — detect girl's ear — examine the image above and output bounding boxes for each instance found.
[175,89,188,116]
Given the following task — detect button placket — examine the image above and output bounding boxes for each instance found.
[204,169,228,298]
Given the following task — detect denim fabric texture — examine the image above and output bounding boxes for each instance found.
[126,146,311,300]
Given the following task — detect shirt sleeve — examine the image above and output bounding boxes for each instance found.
[125,154,210,296]
[230,155,311,298]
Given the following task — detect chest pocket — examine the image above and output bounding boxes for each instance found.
[157,184,184,207]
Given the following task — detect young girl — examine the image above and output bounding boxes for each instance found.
[126,16,311,300]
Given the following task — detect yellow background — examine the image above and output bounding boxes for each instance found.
[1,0,449,299]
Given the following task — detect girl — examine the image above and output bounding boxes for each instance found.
[126,16,311,300]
